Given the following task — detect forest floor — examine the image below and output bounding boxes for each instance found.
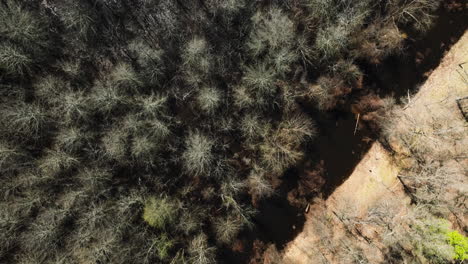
[279,30,468,264]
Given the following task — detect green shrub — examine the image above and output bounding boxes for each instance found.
[142,196,178,230]
[151,233,175,260]
[447,231,468,261]
[392,217,457,264]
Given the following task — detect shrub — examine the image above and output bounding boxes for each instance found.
[38,149,78,178]
[304,0,336,22]
[77,167,112,195]
[447,231,468,261]
[142,196,178,230]
[240,113,269,142]
[130,134,162,166]
[76,202,109,245]
[314,24,349,60]
[151,233,175,260]
[60,2,95,39]
[388,0,440,32]
[296,34,315,65]
[182,37,212,81]
[410,218,455,263]
[177,208,205,236]
[91,80,127,117]
[242,63,277,96]
[58,60,81,77]
[260,112,316,173]
[129,40,163,68]
[330,60,362,85]
[136,94,168,119]
[214,214,243,244]
[0,142,28,173]
[55,127,90,154]
[182,132,214,177]
[0,44,32,76]
[270,47,299,76]
[189,233,216,264]
[59,91,90,125]
[233,85,255,109]
[247,7,295,56]
[247,165,274,199]
[384,210,458,264]
[352,23,404,63]
[108,63,142,94]
[0,102,49,140]
[35,75,70,105]
[22,208,68,254]
[196,87,222,115]
[128,40,164,84]
[0,0,49,48]
[306,76,342,110]
[101,126,128,162]
[205,0,245,14]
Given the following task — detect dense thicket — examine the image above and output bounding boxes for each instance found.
[0,0,442,263]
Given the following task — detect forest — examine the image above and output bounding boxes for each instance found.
[0,0,466,263]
